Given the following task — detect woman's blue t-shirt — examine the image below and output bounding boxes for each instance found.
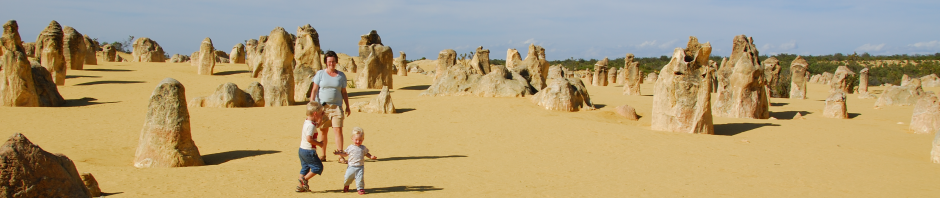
[312,70,347,107]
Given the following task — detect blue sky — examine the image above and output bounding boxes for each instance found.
[2,0,938,60]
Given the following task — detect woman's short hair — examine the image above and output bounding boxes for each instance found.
[323,50,339,63]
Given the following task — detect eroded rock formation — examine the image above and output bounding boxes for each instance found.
[592,57,609,86]
[712,35,769,119]
[505,48,522,71]
[651,36,714,134]
[858,68,875,99]
[622,53,642,95]
[294,24,322,70]
[789,56,809,99]
[356,44,394,89]
[823,91,848,119]
[395,51,408,76]
[260,27,295,106]
[63,26,84,70]
[874,79,926,109]
[469,46,490,74]
[31,64,65,107]
[102,44,116,62]
[910,92,940,134]
[1,20,40,107]
[134,78,205,168]
[830,66,855,94]
[530,65,594,112]
[351,86,396,114]
[80,173,101,197]
[615,105,639,121]
[189,82,256,108]
[763,57,781,97]
[131,37,166,62]
[230,43,246,64]
[246,39,263,77]
[0,133,91,197]
[434,49,456,82]
[81,35,97,65]
[35,20,66,85]
[468,65,531,97]
[196,37,215,75]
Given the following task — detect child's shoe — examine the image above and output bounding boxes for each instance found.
[343,186,349,193]
[358,189,366,195]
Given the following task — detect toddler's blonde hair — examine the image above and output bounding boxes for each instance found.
[352,127,364,138]
[306,102,323,116]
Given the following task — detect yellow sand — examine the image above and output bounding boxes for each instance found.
[2,56,940,197]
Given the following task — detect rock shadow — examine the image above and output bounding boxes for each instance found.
[770,102,788,106]
[714,123,780,136]
[101,192,123,196]
[62,97,119,107]
[214,70,249,76]
[396,108,416,113]
[769,111,812,120]
[84,68,134,72]
[399,85,430,90]
[65,75,101,79]
[592,104,607,109]
[348,91,381,98]
[325,186,443,194]
[202,150,280,165]
[74,80,145,86]
[377,155,467,162]
[849,113,861,118]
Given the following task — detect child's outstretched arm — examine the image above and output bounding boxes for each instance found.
[333,149,349,157]
[365,153,377,160]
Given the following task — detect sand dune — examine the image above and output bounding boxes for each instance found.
[2,56,940,197]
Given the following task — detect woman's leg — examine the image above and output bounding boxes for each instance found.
[333,126,344,152]
[318,127,329,161]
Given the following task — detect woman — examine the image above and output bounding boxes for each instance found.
[309,50,352,163]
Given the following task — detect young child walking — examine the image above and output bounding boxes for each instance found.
[297,102,326,192]
[334,127,378,195]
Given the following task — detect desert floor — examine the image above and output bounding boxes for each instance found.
[2,55,940,197]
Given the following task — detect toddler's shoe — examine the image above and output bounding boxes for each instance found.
[343,186,349,193]
[358,189,366,195]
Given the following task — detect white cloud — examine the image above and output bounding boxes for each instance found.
[658,40,678,49]
[855,43,886,52]
[637,40,657,48]
[761,40,797,52]
[779,40,797,50]
[761,43,774,51]
[522,38,537,44]
[909,40,940,48]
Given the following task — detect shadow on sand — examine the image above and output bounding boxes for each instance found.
[398,85,430,90]
[348,91,381,98]
[215,70,249,76]
[325,186,443,194]
[769,111,812,120]
[377,155,467,162]
[74,80,145,86]
[770,102,788,106]
[62,97,119,107]
[202,150,281,165]
[714,123,780,136]
[396,108,416,113]
[849,113,861,118]
[84,68,134,72]
[65,75,101,79]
